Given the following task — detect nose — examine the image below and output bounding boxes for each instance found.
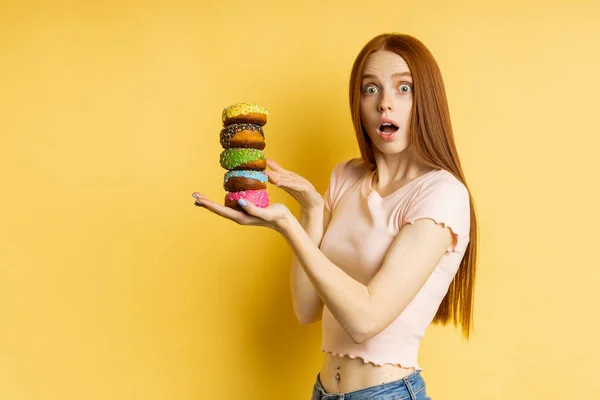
[378,91,393,112]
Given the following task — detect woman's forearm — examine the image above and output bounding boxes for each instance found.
[281,212,372,343]
[290,206,325,324]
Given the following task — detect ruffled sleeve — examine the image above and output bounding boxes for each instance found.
[401,177,471,253]
[324,160,350,213]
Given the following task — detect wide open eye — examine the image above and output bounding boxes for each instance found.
[399,84,412,93]
[364,85,379,94]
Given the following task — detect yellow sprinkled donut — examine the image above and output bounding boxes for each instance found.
[222,102,269,126]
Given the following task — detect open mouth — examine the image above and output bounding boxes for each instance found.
[378,122,399,135]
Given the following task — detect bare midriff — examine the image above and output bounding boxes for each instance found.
[318,352,415,394]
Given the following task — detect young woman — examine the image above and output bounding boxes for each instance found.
[193,33,478,400]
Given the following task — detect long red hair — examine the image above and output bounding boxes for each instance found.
[349,33,479,338]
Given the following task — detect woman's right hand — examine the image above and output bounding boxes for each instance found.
[265,159,324,211]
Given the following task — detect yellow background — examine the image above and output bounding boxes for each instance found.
[1,0,599,398]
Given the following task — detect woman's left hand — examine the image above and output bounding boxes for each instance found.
[192,193,293,233]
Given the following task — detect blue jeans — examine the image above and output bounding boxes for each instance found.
[311,370,431,400]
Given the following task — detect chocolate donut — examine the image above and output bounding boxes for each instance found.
[223,170,268,192]
[222,102,268,127]
[224,189,270,210]
[220,123,266,150]
[220,148,266,171]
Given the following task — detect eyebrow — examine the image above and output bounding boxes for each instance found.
[361,72,412,80]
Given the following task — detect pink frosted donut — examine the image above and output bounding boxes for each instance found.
[224,189,269,209]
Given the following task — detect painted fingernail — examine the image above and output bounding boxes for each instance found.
[238,199,248,207]
[192,194,198,199]
[194,201,203,207]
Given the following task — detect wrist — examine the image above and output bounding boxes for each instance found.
[299,204,323,225]
[301,200,324,215]
[277,209,297,236]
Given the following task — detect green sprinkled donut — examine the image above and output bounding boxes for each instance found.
[219,148,266,170]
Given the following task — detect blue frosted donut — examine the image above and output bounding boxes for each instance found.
[223,170,268,192]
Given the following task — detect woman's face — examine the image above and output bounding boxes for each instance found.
[360,50,414,156]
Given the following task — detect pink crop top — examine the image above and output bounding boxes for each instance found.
[319,158,471,370]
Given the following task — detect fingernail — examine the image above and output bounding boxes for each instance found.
[194,201,203,207]
[238,199,247,207]
[192,194,198,199]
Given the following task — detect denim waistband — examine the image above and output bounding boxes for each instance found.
[312,369,427,400]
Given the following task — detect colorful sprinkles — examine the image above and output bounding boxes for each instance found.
[223,170,268,185]
[222,102,269,123]
[219,148,265,170]
[225,189,270,208]
[219,123,264,147]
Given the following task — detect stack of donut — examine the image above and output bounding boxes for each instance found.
[220,102,270,210]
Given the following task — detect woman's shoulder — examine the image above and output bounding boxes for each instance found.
[330,157,369,180]
[418,168,470,202]
[429,169,467,189]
